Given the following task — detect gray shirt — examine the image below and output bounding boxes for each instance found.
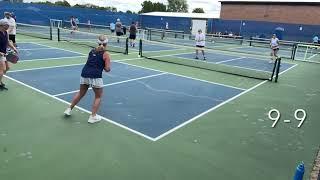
[129,24,137,35]
[115,22,122,32]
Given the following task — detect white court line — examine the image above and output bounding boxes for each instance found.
[9,63,85,73]
[31,42,86,55]
[18,47,53,51]
[172,55,274,73]
[153,80,267,141]
[10,57,144,73]
[4,75,156,141]
[19,56,86,63]
[140,48,187,53]
[18,40,49,42]
[28,41,124,57]
[53,72,167,97]
[5,52,298,141]
[153,59,299,141]
[307,53,318,60]
[117,61,246,91]
[279,63,298,75]
[216,57,246,64]
[13,45,261,91]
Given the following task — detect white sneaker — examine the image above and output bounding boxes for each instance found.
[64,108,72,116]
[88,115,102,124]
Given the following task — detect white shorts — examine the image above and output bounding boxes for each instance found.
[80,77,103,88]
[0,55,6,62]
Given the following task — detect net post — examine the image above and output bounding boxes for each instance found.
[139,39,143,57]
[50,26,53,40]
[274,57,281,83]
[239,36,243,45]
[148,29,151,41]
[125,38,129,55]
[161,29,165,40]
[292,43,297,60]
[57,28,60,42]
[270,58,278,81]
[249,36,253,46]
[304,46,309,61]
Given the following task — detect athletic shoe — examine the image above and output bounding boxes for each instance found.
[88,115,102,124]
[0,83,8,90]
[64,107,72,116]
[203,57,206,61]
[195,57,199,59]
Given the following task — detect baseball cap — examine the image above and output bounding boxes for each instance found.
[0,19,9,26]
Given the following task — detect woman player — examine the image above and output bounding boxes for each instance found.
[64,35,111,123]
[0,19,18,90]
[270,34,280,63]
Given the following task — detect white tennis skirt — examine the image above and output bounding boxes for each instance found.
[80,77,103,88]
[0,55,6,62]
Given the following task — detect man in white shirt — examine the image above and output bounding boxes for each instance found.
[313,35,319,44]
[195,29,206,60]
[3,12,17,47]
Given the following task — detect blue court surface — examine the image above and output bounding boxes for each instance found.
[17,42,84,61]
[174,52,295,72]
[7,61,244,139]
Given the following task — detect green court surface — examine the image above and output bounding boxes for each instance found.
[0,34,319,180]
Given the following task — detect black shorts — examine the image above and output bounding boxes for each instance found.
[116,32,123,36]
[9,35,16,43]
[129,34,136,40]
[196,45,205,48]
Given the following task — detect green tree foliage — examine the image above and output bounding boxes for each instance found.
[73,3,117,11]
[54,0,71,7]
[30,1,54,5]
[139,0,167,13]
[154,2,167,12]
[167,0,188,13]
[192,8,205,13]
[29,1,117,11]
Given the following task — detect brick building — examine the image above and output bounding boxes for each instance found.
[219,0,320,25]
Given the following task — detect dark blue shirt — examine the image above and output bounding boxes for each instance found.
[0,31,8,54]
[81,49,105,78]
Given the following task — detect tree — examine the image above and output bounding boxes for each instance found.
[31,1,54,5]
[54,0,71,7]
[192,8,205,13]
[139,0,167,13]
[167,0,188,13]
[73,3,117,11]
[140,1,154,13]
[153,2,167,12]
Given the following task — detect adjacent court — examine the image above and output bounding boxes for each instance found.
[17,42,84,61]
